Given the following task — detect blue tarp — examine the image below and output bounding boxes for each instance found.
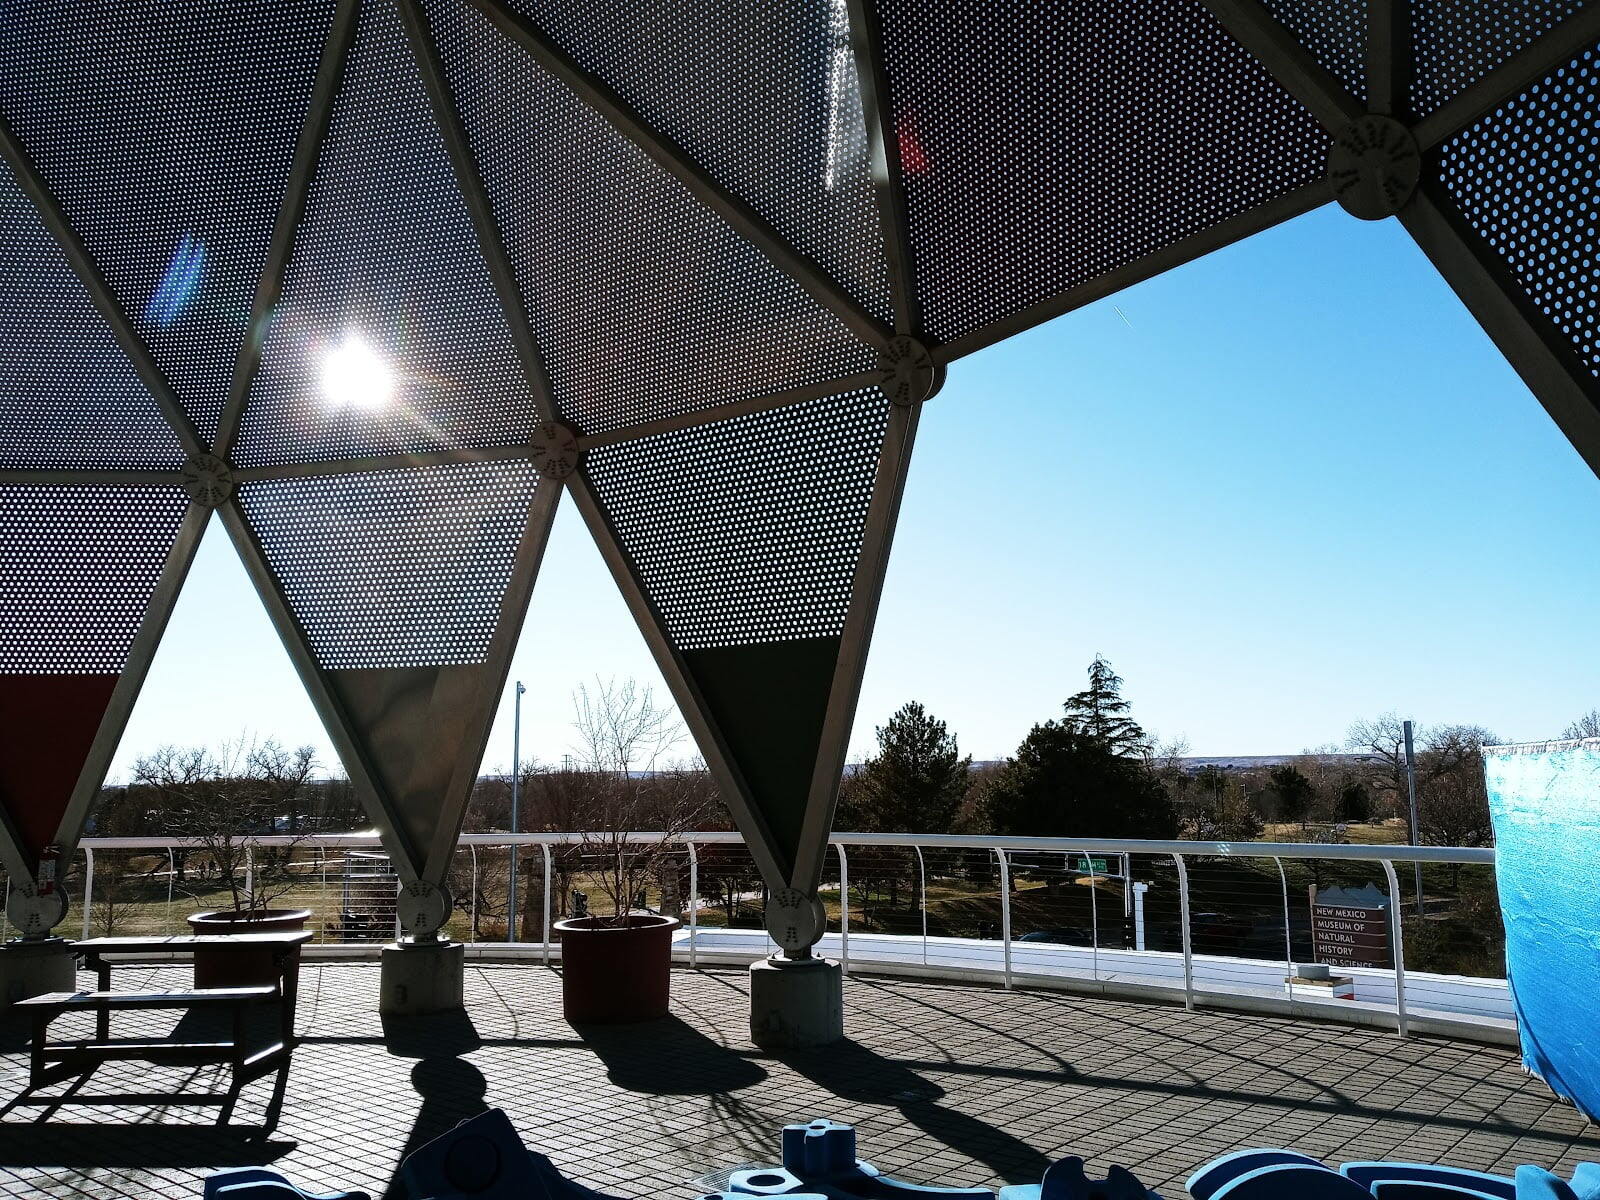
[1483,740,1600,1121]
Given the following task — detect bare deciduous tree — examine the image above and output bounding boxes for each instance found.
[566,680,714,927]
[1344,713,1411,816]
[1562,709,1600,740]
[1346,715,1498,866]
[134,736,323,914]
[571,677,684,775]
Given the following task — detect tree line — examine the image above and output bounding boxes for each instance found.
[836,655,1598,850]
[92,665,1600,852]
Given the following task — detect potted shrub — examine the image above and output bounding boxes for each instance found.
[139,739,321,988]
[552,680,710,1024]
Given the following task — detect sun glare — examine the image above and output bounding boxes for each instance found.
[319,333,394,410]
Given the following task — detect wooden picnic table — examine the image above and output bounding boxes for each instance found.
[77,931,310,1031]
[12,931,312,1114]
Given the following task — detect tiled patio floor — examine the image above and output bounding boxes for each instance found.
[0,962,1594,1199]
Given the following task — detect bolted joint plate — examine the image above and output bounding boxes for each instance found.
[876,336,940,406]
[1328,115,1420,221]
[530,421,581,480]
[397,878,453,940]
[5,882,69,938]
[181,453,234,507]
[764,886,827,955]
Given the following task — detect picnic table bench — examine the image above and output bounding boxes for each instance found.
[12,931,311,1111]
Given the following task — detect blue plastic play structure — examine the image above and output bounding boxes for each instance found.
[201,1166,368,1200]
[202,1116,1600,1200]
[1186,1149,1600,1200]
[392,1111,1158,1200]
[1483,741,1600,1122]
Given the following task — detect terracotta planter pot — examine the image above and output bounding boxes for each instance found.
[554,913,680,1024]
[185,908,311,989]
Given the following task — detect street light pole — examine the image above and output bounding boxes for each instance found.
[1403,719,1423,916]
[509,680,525,942]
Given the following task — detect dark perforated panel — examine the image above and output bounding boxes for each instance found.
[235,0,537,468]
[1437,46,1600,379]
[238,462,539,670]
[0,162,183,470]
[1411,0,1586,119]
[871,0,1331,345]
[1263,0,1368,103]
[0,487,189,672]
[423,0,876,437]
[585,389,890,651]
[502,0,890,320]
[0,0,336,444]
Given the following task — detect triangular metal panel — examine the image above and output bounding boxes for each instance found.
[1260,0,1370,103]
[1409,0,1587,120]
[233,464,553,881]
[1430,49,1600,387]
[323,665,499,870]
[682,639,842,876]
[0,676,117,875]
[0,159,184,471]
[486,0,891,322]
[0,0,339,445]
[0,487,196,882]
[419,0,878,439]
[579,387,893,887]
[234,0,539,469]
[866,0,1332,347]
[1400,47,1600,476]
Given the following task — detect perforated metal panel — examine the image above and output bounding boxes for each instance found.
[1410,0,1587,119]
[1437,45,1600,379]
[0,162,183,470]
[501,0,891,320]
[1263,0,1369,103]
[235,0,538,468]
[423,0,877,437]
[0,0,336,444]
[0,487,189,672]
[870,0,1331,344]
[237,462,540,670]
[585,389,890,650]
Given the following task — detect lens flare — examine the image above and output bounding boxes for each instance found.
[145,233,205,328]
[319,333,393,410]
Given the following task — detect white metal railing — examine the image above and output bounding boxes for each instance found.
[18,831,1503,1042]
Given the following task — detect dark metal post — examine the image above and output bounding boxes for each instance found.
[1404,720,1423,915]
[508,680,524,942]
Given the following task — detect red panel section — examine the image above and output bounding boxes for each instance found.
[0,674,120,867]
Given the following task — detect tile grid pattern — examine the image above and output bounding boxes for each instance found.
[0,964,1594,1199]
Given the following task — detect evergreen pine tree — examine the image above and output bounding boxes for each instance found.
[851,702,971,833]
[1267,764,1315,829]
[1337,779,1372,823]
[984,657,1174,839]
[1062,655,1148,757]
[984,719,1175,838]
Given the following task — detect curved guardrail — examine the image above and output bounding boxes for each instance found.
[43,831,1505,1044]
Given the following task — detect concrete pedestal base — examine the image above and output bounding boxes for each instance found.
[380,940,464,1015]
[0,938,77,1008]
[749,955,843,1049]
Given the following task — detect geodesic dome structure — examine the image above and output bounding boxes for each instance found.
[2,0,1596,939]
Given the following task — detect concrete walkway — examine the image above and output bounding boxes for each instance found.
[0,963,1592,1199]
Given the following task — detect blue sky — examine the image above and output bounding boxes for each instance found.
[110,205,1600,781]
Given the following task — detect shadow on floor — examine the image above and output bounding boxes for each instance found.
[0,1017,30,1056]
[381,1009,491,1200]
[0,1123,295,1168]
[778,1037,1053,1186]
[0,1000,294,1137]
[382,1008,484,1061]
[577,1014,768,1095]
